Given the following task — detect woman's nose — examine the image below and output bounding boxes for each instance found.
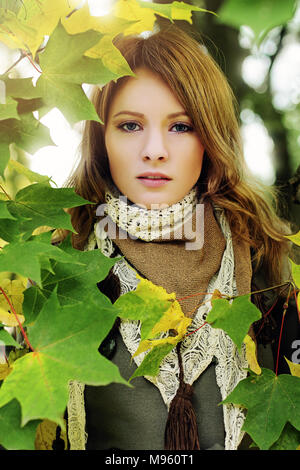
[141,129,169,162]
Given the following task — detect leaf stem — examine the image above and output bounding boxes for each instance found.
[22,50,42,74]
[177,292,215,302]
[226,281,292,300]
[185,321,207,337]
[0,184,12,200]
[275,285,292,376]
[0,286,34,352]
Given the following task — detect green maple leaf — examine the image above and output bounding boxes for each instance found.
[0,328,21,349]
[129,342,174,381]
[0,400,39,450]
[206,295,261,351]
[22,285,48,327]
[222,368,300,449]
[217,0,296,43]
[114,288,171,342]
[0,288,127,428]
[2,183,91,241]
[35,21,120,124]
[0,200,15,220]
[7,160,52,185]
[0,96,19,121]
[0,113,53,177]
[40,235,118,306]
[0,234,82,285]
[2,76,42,101]
[269,422,300,451]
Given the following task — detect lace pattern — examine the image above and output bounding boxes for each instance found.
[103,186,197,241]
[67,380,87,450]
[67,205,248,451]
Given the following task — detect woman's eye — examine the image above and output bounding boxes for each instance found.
[120,122,141,132]
[171,123,193,133]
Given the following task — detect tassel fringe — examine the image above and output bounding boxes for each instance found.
[164,343,200,450]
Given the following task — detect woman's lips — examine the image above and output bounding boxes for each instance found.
[137,176,171,187]
[137,172,172,187]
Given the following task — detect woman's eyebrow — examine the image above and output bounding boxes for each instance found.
[112,110,188,118]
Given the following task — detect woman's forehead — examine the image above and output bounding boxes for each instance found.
[107,68,186,116]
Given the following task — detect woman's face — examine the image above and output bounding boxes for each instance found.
[104,68,205,209]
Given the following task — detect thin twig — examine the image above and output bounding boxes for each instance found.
[275,284,292,376]
[2,52,26,75]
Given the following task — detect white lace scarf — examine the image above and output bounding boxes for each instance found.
[67,190,248,450]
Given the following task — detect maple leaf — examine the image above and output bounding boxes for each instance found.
[0,200,15,220]
[269,423,300,450]
[114,274,174,342]
[0,309,25,327]
[62,3,136,76]
[133,297,192,358]
[0,364,13,381]
[244,334,261,375]
[222,368,300,449]
[0,279,25,327]
[0,400,39,450]
[114,274,192,379]
[217,0,295,44]
[40,235,118,306]
[2,183,91,242]
[113,0,213,34]
[16,0,82,58]
[285,357,300,378]
[0,8,36,51]
[285,230,300,246]
[0,288,128,428]
[35,21,120,125]
[0,327,22,349]
[130,343,174,381]
[0,234,82,286]
[0,279,25,314]
[206,295,262,352]
[138,0,214,23]
[0,96,19,121]
[0,113,53,177]
[6,160,52,185]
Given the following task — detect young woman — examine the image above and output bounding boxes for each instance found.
[61,25,298,451]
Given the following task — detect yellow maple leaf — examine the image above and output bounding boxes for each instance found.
[62,3,135,76]
[133,275,192,358]
[0,363,13,380]
[151,299,192,338]
[135,273,176,303]
[244,334,261,375]
[285,230,300,247]
[0,10,36,51]
[285,357,300,378]
[113,0,169,35]
[0,308,25,327]
[16,0,82,57]
[0,279,25,315]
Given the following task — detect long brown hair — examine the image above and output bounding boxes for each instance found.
[65,25,290,285]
